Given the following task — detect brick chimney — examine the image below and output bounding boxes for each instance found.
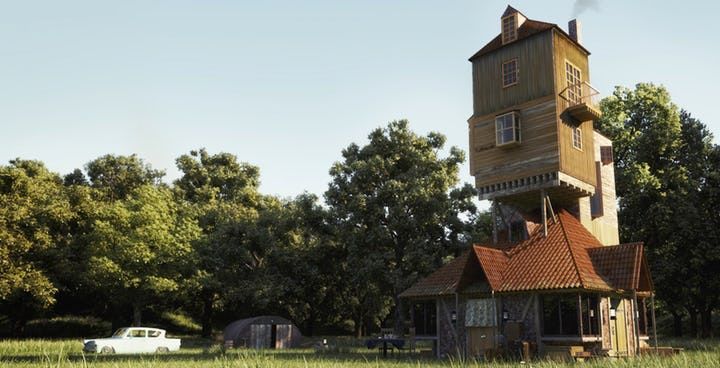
[568,19,581,44]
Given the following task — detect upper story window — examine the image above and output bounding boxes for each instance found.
[565,61,582,104]
[600,146,613,165]
[501,15,518,44]
[572,127,582,150]
[502,59,518,87]
[495,112,520,146]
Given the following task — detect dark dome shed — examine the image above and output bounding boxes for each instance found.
[223,315,302,349]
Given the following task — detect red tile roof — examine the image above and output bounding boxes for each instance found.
[401,209,653,298]
[399,251,471,298]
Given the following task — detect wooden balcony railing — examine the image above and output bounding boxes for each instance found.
[559,81,602,122]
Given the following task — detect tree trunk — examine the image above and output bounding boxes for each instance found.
[201,291,213,338]
[132,303,142,326]
[672,312,683,337]
[688,307,698,338]
[701,306,713,338]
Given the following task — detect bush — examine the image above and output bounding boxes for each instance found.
[22,316,111,338]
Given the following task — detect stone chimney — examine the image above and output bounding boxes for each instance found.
[568,19,581,44]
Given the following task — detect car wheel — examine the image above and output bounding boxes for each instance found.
[156,347,170,353]
[100,346,115,354]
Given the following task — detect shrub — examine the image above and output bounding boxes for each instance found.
[22,316,111,338]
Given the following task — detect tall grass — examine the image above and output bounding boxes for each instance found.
[0,339,718,368]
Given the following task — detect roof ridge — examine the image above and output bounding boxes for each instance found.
[558,211,586,289]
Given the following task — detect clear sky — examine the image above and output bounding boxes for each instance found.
[2,0,718,201]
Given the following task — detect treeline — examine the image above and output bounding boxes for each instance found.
[597,84,720,338]
[0,121,486,337]
[1,84,719,339]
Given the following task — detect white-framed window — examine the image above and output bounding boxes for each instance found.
[495,112,520,146]
[565,61,582,104]
[572,127,582,150]
[502,59,518,87]
[502,15,518,44]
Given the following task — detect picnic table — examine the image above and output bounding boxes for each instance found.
[366,337,405,357]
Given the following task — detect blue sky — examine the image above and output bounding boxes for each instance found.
[1,0,718,200]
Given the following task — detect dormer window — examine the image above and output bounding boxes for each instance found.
[502,15,518,44]
[502,59,518,87]
[495,112,520,146]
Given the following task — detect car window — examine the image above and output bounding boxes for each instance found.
[129,329,146,338]
[112,328,128,337]
[148,330,161,338]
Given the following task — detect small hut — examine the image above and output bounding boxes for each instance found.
[223,315,302,349]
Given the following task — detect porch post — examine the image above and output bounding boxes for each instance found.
[651,295,658,352]
[633,291,641,354]
[577,293,584,339]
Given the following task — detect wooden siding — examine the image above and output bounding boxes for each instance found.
[558,119,596,186]
[469,95,559,188]
[552,29,596,187]
[471,31,555,117]
[579,133,620,245]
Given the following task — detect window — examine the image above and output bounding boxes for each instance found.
[502,59,518,87]
[129,329,146,338]
[502,15,517,44]
[581,295,600,335]
[541,294,579,336]
[412,301,437,336]
[572,127,582,150]
[510,220,526,242]
[600,146,613,165]
[148,330,161,338]
[495,112,520,146]
[565,61,582,104]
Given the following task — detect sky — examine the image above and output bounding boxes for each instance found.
[2,0,719,201]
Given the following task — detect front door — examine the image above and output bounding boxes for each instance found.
[610,299,628,355]
[467,327,495,357]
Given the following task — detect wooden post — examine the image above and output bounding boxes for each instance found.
[577,293,584,338]
[651,295,658,352]
[632,291,641,355]
[541,189,547,237]
[492,201,498,244]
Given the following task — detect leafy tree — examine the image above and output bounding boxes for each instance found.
[86,185,200,326]
[174,149,262,336]
[596,83,720,337]
[0,160,72,335]
[86,154,165,201]
[325,120,477,335]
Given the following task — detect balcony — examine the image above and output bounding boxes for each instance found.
[559,81,601,123]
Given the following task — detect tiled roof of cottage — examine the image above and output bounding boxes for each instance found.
[400,209,653,298]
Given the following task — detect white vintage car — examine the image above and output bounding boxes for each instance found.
[83,327,181,354]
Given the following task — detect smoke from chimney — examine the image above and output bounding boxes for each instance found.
[572,0,599,17]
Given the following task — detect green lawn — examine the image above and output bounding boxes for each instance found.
[0,338,718,368]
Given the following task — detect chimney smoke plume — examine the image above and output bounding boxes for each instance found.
[572,0,600,17]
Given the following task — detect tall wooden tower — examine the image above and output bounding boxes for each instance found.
[468,6,618,244]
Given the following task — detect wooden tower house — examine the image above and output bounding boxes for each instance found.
[401,6,655,360]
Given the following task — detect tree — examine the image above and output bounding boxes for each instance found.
[596,83,720,337]
[86,185,200,326]
[174,149,262,336]
[325,120,477,335]
[86,154,165,201]
[0,160,72,335]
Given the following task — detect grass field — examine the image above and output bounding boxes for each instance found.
[0,338,718,368]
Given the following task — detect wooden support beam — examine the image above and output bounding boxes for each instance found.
[492,201,498,244]
[541,189,547,237]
